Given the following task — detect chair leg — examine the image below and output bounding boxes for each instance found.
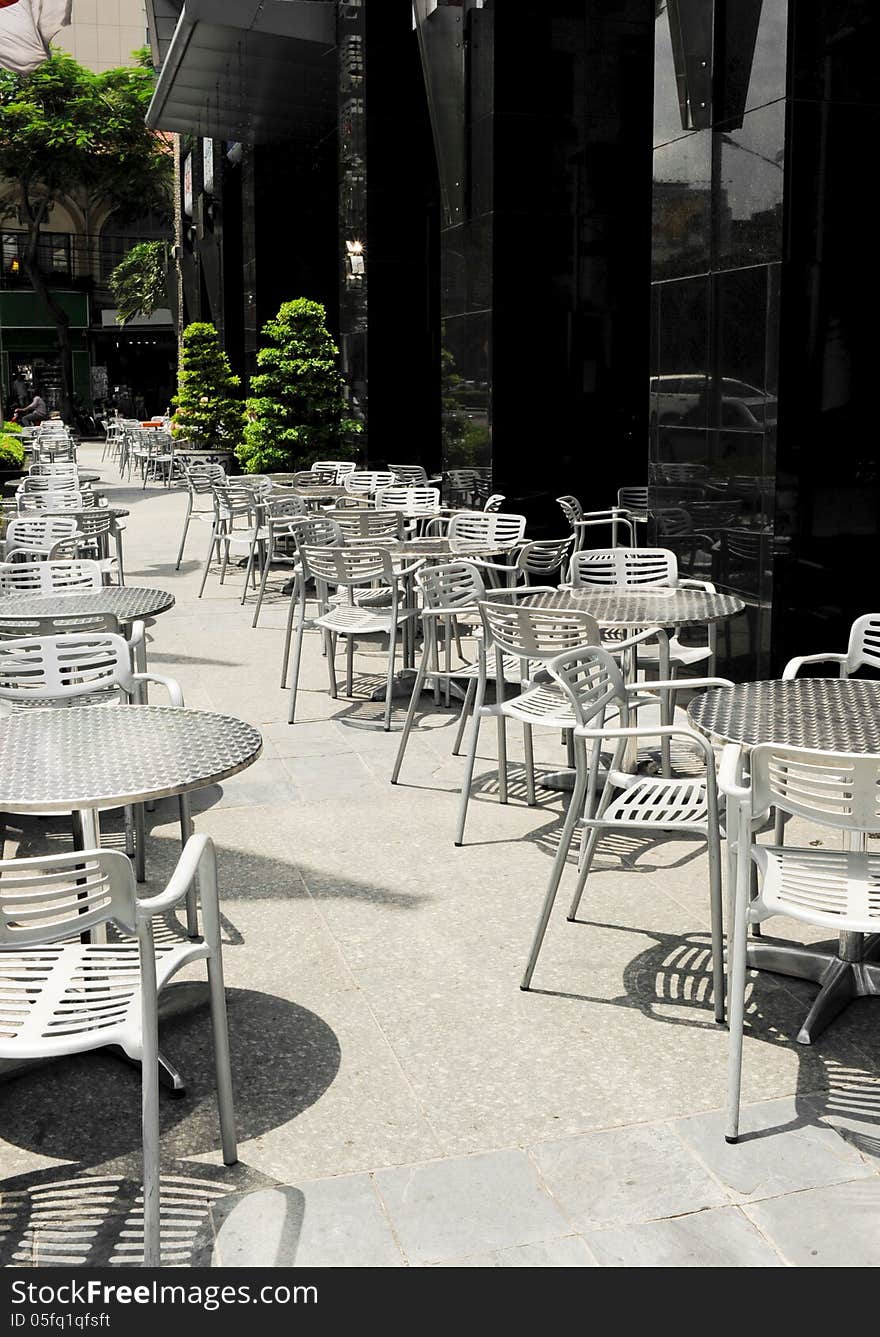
[134,804,147,883]
[725,859,752,1143]
[391,636,430,783]
[384,621,399,731]
[523,724,536,806]
[452,678,476,757]
[252,537,274,628]
[346,635,355,696]
[198,523,217,598]
[326,631,339,700]
[178,795,199,938]
[219,534,230,586]
[707,826,725,1024]
[495,648,508,804]
[240,537,257,605]
[455,671,487,846]
[287,606,308,724]
[280,577,299,687]
[138,927,161,1266]
[198,854,237,1166]
[521,738,589,990]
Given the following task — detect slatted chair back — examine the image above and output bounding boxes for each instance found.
[845,615,880,676]
[343,471,396,497]
[478,601,601,662]
[556,495,584,528]
[333,510,404,541]
[312,461,356,483]
[288,516,344,553]
[447,511,526,548]
[569,546,678,589]
[4,517,81,560]
[0,558,102,596]
[0,848,138,948]
[749,744,880,832]
[417,561,487,613]
[374,486,440,514]
[300,544,393,590]
[267,495,307,520]
[0,632,132,704]
[182,463,226,496]
[19,473,80,494]
[546,643,628,729]
[18,491,84,513]
[483,493,506,513]
[617,486,648,511]
[388,465,428,485]
[516,537,573,579]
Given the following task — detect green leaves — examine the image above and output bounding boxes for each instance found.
[236,298,361,474]
[108,241,170,325]
[172,323,244,451]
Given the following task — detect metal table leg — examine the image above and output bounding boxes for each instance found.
[747,932,880,1044]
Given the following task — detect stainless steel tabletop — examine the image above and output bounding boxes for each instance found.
[389,537,511,560]
[0,704,263,813]
[0,586,174,625]
[522,587,745,628]
[688,678,880,751]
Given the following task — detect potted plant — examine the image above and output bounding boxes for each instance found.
[236,298,361,474]
[171,322,244,461]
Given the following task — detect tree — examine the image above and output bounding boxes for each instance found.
[0,48,172,418]
[171,323,244,452]
[108,240,170,325]
[236,298,361,474]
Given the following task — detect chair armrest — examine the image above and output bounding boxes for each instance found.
[678,578,716,592]
[781,652,846,680]
[717,743,750,800]
[626,676,734,695]
[574,721,716,764]
[137,833,214,918]
[132,672,184,707]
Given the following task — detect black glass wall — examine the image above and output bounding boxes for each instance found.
[418,0,655,525]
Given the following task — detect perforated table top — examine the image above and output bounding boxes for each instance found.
[0,704,263,813]
[0,586,174,625]
[688,678,880,751]
[522,587,745,628]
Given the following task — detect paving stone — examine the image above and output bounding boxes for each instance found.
[673,1097,876,1201]
[531,1122,729,1231]
[210,1179,404,1268]
[374,1150,571,1265]
[584,1206,782,1267]
[434,1236,597,1267]
[745,1179,880,1266]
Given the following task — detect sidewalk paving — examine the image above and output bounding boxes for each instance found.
[1,443,878,1267]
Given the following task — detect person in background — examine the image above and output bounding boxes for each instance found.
[12,390,48,426]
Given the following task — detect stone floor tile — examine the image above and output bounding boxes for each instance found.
[434,1236,597,1267]
[531,1122,729,1231]
[744,1179,880,1266]
[374,1149,571,1265]
[585,1206,782,1267]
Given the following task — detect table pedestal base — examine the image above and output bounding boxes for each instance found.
[748,933,880,1044]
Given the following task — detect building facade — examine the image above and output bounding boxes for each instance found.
[0,0,176,421]
[146,0,880,676]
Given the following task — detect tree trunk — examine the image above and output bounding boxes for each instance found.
[21,253,75,423]
[19,191,75,422]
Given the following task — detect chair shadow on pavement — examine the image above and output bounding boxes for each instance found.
[0,988,336,1267]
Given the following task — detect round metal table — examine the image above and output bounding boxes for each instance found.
[522,587,745,628]
[0,585,174,627]
[0,704,263,1090]
[688,678,880,1043]
[391,536,512,561]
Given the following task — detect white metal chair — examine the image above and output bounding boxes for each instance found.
[0,557,102,596]
[3,517,81,563]
[519,645,730,1016]
[374,485,440,516]
[447,510,527,550]
[293,545,418,729]
[569,546,717,674]
[0,835,236,1265]
[782,614,880,681]
[312,460,356,483]
[17,491,85,514]
[618,486,649,512]
[279,515,344,702]
[197,483,263,599]
[556,495,635,549]
[332,509,404,541]
[175,463,227,570]
[719,743,880,1142]
[456,599,605,845]
[245,494,308,622]
[342,471,396,498]
[388,464,428,486]
[476,536,574,587]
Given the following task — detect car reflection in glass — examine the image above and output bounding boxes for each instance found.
[650,375,777,430]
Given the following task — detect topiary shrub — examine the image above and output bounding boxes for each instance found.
[0,433,26,469]
[171,322,244,451]
[236,298,361,474]
[2,421,23,435]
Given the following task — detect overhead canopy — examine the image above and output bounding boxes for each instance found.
[145,0,336,146]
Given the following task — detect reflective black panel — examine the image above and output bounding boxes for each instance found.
[652,130,711,279]
[717,100,785,269]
